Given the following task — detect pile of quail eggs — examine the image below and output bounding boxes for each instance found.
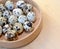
[0,0,36,41]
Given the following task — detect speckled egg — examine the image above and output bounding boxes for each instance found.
[13,23,23,34]
[5,30,17,41]
[16,0,26,9]
[0,17,7,26]
[0,26,2,36]
[2,24,12,34]
[8,15,17,25]
[3,10,11,18]
[27,11,36,22]
[5,0,14,11]
[23,21,33,32]
[23,4,33,14]
[18,15,27,24]
[13,8,23,17]
[0,4,6,12]
[0,12,3,17]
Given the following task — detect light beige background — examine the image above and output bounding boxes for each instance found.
[1,0,60,49]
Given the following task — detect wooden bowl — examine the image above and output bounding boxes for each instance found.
[0,0,42,48]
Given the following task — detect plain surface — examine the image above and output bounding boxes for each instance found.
[0,0,60,49]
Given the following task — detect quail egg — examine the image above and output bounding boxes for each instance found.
[18,15,27,24]
[8,15,17,25]
[27,11,36,22]
[13,23,23,34]
[5,0,14,11]
[0,17,7,26]
[24,21,33,32]
[3,10,11,18]
[5,30,17,41]
[0,26,2,36]
[23,4,33,14]
[0,4,6,12]
[13,8,23,17]
[16,0,26,9]
[2,24,12,34]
